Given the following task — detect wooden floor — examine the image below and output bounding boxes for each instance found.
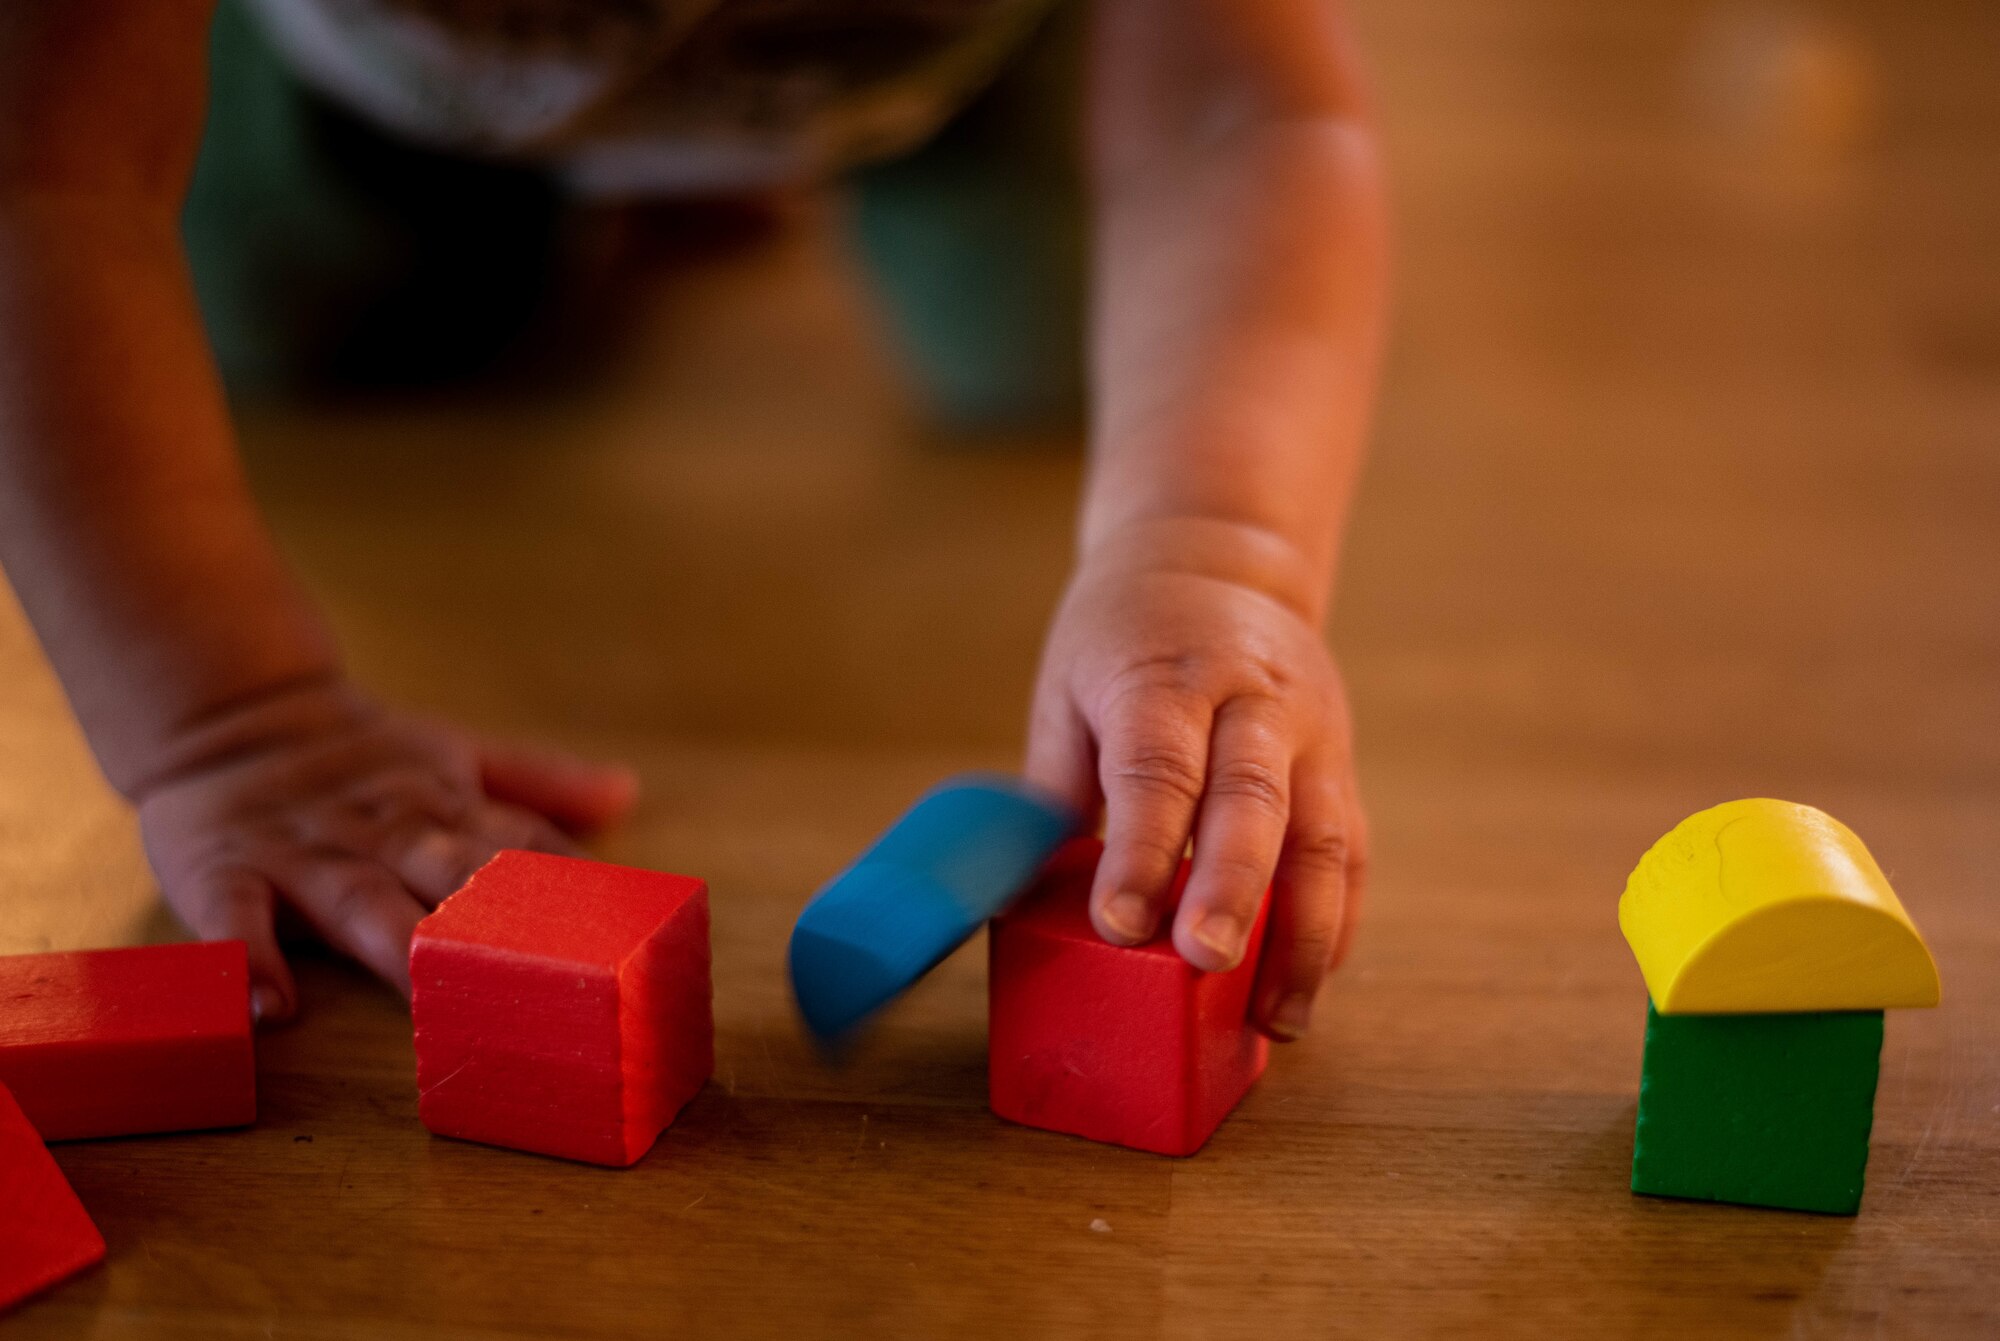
[5,1,1998,1336]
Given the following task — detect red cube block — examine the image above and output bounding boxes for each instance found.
[989,839,1270,1156]
[0,1081,105,1313]
[411,851,713,1167]
[0,941,255,1141]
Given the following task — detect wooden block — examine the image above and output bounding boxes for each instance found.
[988,839,1269,1157]
[1620,799,1939,1013]
[1632,1005,1882,1214]
[0,1080,105,1313]
[789,774,1075,1040]
[411,851,712,1167]
[0,941,255,1141]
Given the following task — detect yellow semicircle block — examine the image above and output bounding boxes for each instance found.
[1619,798,1940,1014]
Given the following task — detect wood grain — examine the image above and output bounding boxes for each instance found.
[3,0,1997,1335]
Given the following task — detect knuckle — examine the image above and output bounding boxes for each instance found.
[1238,658,1297,699]
[1111,832,1192,879]
[1113,652,1206,695]
[322,882,369,930]
[1285,929,1338,979]
[1202,844,1277,889]
[398,828,478,891]
[1207,757,1288,815]
[173,868,260,932]
[1098,663,1214,726]
[1268,919,1344,974]
[1107,747,1207,809]
[1345,839,1371,886]
[353,769,470,826]
[1287,824,1352,876]
[320,866,391,928]
[1105,814,1191,867]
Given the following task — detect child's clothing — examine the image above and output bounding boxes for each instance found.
[243,0,1061,193]
[186,0,1086,419]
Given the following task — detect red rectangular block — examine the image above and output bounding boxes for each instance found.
[411,850,713,1167]
[0,941,255,1141]
[989,839,1269,1157]
[1,1081,105,1313]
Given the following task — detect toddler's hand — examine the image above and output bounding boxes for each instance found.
[131,681,638,1023]
[1025,520,1366,1040]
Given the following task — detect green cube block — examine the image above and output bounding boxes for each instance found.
[1632,1005,1882,1215]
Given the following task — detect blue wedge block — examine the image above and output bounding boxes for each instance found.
[789,775,1077,1041]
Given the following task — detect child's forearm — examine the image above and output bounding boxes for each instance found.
[1082,0,1388,621]
[0,3,337,800]
[0,199,340,799]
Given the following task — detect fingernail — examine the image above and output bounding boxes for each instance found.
[1100,892,1156,944]
[1265,992,1314,1041]
[251,985,285,1025]
[1190,913,1246,969]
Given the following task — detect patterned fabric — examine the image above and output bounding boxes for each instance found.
[245,0,1061,191]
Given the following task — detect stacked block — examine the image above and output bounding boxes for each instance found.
[1632,1006,1881,1214]
[0,1081,105,1313]
[789,774,1075,1040]
[1620,799,1940,1214]
[989,839,1270,1157]
[411,851,712,1167]
[0,941,255,1141]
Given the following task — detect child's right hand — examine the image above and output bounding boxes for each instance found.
[130,680,638,1023]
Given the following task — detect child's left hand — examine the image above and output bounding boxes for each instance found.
[1024,519,1367,1042]
[131,681,637,1023]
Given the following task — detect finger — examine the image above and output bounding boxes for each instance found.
[174,866,297,1026]
[381,824,485,906]
[1023,689,1100,818]
[341,767,474,829]
[478,739,639,836]
[1174,696,1291,973]
[472,801,579,857]
[385,803,577,908]
[1329,789,1370,971]
[1090,683,1213,947]
[447,801,581,892]
[1249,756,1355,1041]
[274,855,426,998]
[297,771,474,859]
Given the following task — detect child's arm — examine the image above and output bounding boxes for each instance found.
[1025,0,1388,1038]
[0,3,634,1021]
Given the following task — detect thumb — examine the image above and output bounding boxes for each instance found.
[1023,691,1100,821]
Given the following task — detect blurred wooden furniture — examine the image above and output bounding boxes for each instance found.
[3,1,1995,1335]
